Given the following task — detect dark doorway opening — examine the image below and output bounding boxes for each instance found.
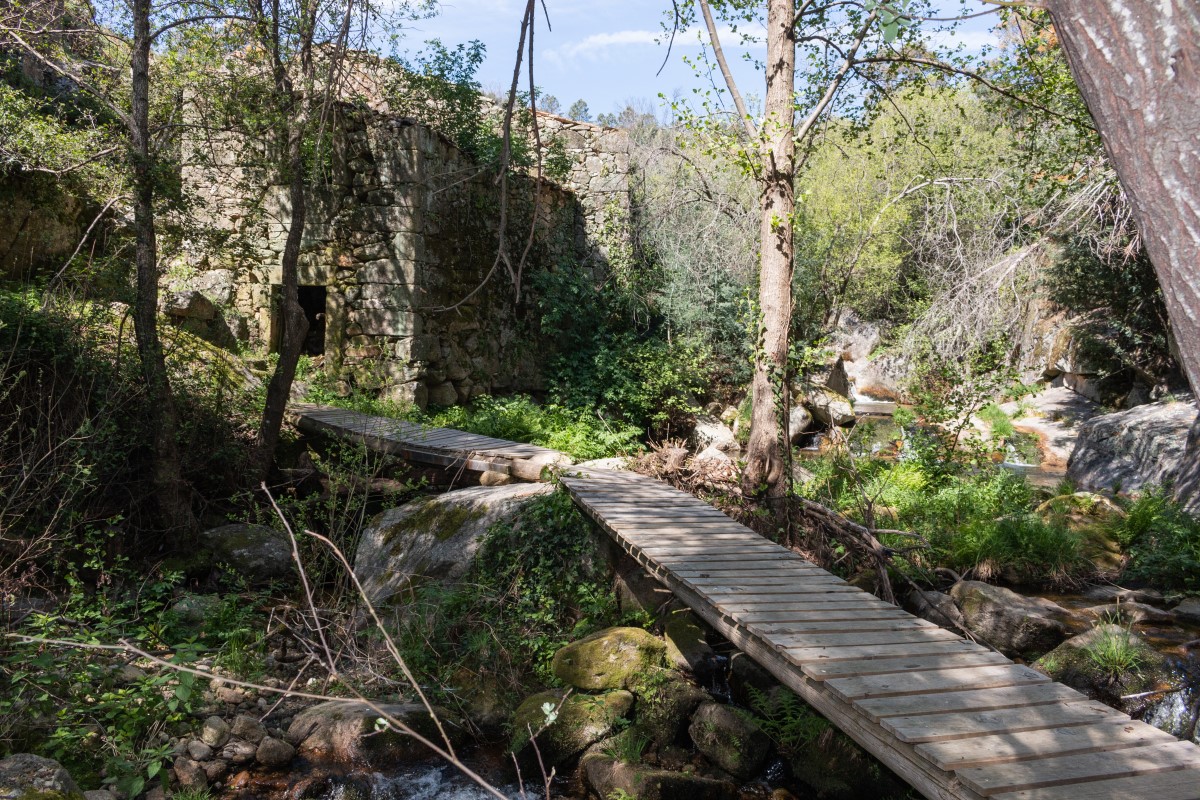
[298,285,326,356]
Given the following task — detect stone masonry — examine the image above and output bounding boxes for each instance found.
[179,104,632,407]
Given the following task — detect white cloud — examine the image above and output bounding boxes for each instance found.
[544,24,763,67]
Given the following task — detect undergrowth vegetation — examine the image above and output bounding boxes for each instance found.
[395,488,632,713]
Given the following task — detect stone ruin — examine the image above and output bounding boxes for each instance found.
[176,104,633,407]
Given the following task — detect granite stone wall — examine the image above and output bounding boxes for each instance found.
[178,106,632,407]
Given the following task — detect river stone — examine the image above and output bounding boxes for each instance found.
[1034,624,1169,710]
[287,701,465,768]
[185,740,213,761]
[1174,597,1200,624]
[581,752,737,800]
[688,701,771,779]
[0,754,84,800]
[230,714,267,744]
[1067,398,1198,505]
[510,689,634,768]
[1081,585,1166,606]
[950,581,1071,659]
[220,740,257,765]
[805,389,855,428]
[354,483,553,605]
[200,716,231,748]
[172,757,207,791]
[255,737,295,768]
[198,523,293,585]
[552,627,668,691]
[691,415,738,453]
[1079,601,1174,626]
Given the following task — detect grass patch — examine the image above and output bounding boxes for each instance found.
[1117,488,1200,591]
[1083,626,1146,680]
[978,402,1015,438]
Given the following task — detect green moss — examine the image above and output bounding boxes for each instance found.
[551,627,667,691]
[510,689,634,766]
[382,499,485,545]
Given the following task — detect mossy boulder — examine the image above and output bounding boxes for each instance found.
[510,689,633,768]
[687,701,771,779]
[634,673,709,749]
[1034,625,1170,710]
[354,483,553,605]
[0,754,84,800]
[286,701,465,768]
[198,523,293,585]
[552,627,667,691]
[580,752,737,800]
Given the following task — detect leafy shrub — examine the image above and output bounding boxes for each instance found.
[1118,488,1200,591]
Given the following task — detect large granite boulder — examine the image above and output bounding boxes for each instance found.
[286,701,464,768]
[805,389,855,428]
[950,581,1073,659]
[0,755,84,800]
[354,483,553,604]
[551,627,667,691]
[1067,398,1198,509]
[691,416,738,454]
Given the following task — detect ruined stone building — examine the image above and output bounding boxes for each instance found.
[178,103,632,408]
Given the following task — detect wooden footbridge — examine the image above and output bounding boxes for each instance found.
[293,405,1200,800]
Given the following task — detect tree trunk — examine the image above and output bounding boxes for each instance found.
[130,0,196,532]
[1047,1,1200,508]
[254,111,309,482]
[741,0,796,499]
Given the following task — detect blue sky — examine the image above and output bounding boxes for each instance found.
[405,1,1003,121]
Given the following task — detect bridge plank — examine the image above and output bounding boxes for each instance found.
[801,650,1011,680]
[988,767,1200,800]
[853,683,1086,723]
[885,700,1119,744]
[828,664,1051,701]
[917,718,1177,770]
[956,740,1200,796]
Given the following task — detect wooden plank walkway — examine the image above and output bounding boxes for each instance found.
[293,406,1200,800]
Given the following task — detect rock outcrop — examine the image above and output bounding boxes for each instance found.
[950,581,1074,659]
[286,701,463,768]
[1067,397,1199,509]
[0,754,84,800]
[354,483,553,604]
[198,524,294,585]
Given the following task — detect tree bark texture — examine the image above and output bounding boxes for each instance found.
[741,0,796,499]
[1047,0,1200,507]
[254,106,310,481]
[130,0,196,533]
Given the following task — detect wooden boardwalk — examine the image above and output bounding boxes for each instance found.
[294,405,1200,800]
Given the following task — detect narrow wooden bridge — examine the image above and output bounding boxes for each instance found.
[293,405,1200,800]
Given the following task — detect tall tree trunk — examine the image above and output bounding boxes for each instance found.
[1047,1,1200,509]
[741,0,796,499]
[130,0,196,532]
[254,110,309,482]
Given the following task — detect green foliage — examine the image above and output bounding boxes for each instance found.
[396,488,618,698]
[1046,239,1175,386]
[543,137,572,182]
[746,685,830,755]
[950,514,1083,582]
[425,394,642,461]
[534,266,710,438]
[1083,625,1146,680]
[600,729,650,763]
[978,402,1015,438]
[1117,489,1200,591]
[386,40,492,159]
